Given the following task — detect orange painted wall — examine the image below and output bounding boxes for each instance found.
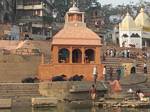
[38,64,104,81]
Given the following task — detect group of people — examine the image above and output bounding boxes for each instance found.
[128,89,149,102]
[103,62,148,82]
[103,66,123,81]
[103,48,150,60]
[104,48,130,58]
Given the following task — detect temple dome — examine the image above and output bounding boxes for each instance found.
[135,8,150,28]
[119,12,137,30]
[69,4,80,13]
[52,25,101,46]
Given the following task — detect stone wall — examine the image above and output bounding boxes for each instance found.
[0,40,50,82]
[0,83,40,107]
[39,64,104,81]
[39,81,107,101]
[0,82,107,107]
[0,55,40,82]
[0,99,11,109]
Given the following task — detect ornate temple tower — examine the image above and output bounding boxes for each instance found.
[38,3,103,80]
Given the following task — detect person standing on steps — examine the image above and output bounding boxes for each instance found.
[109,66,113,81]
[89,84,97,105]
[143,62,147,74]
[116,67,121,81]
[92,66,98,84]
[103,66,107,81]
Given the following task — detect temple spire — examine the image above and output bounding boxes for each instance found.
[72,0,78,7]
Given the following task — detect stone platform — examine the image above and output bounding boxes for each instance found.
[32,97,57,108]
[0,99,12,109]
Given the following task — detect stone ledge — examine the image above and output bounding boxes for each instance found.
[0,99,12,109]
[32,97,57,108]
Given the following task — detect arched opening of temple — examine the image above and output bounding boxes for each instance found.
[85,49,95,63]
[72,49,82,63]
[131,66,136,74]
[58,48,70,63]
[68,14,82,22]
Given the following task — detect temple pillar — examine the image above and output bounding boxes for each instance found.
[52,46,59,64]
[95,47,101,64]
[69,47,72,64]
[41,53,44,64]
[82,13,84,23]
[81,47,85,64]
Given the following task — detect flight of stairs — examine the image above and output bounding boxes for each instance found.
[102,51,150,99]
[0,83,41,107]
[102,56,150,80]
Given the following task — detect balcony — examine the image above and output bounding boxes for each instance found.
[16,4,43,10]
[18,16,43,22]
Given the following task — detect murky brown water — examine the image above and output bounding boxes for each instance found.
[0,103,150,112]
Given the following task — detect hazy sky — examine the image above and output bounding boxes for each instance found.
[98,0,149,6]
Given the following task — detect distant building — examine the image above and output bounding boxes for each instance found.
[109,15,122,24]
[16,0,53,40]
[119,8,150,48]
[0,0,14,23]
[112,25,119,45]
[0,24,20,40]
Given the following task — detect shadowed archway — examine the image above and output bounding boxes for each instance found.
[58,48,70,63]
[72,49,82,63]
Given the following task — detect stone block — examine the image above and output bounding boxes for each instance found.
[0,99,12,109]
[32,97,57,108]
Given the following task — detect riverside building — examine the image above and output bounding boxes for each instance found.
[16,0,53,40]
[38,3,103,81]
[119,8,150,48]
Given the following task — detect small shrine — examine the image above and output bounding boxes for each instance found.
[38,3,103,80]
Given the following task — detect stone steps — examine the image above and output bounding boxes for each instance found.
[103,56,150,75]
[0,83,41,98]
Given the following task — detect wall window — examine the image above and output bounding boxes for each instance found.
[130,33,140,38]
[122,34,128,38]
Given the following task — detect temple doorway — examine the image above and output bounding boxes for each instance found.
[58,48,69,63]
[85,49,95,63]
[72,49,82,63]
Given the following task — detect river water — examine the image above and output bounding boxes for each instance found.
[0,106,150,112]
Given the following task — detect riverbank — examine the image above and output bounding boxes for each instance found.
[0,81,107,108]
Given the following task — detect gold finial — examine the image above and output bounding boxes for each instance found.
[71,0,77,7]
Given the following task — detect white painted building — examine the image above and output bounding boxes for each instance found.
[119,8,150,48]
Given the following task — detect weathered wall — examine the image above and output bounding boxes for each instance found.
[0,40,50,82]
[0,55,40,82]
[39,81,107,101]
[39,64,104,81]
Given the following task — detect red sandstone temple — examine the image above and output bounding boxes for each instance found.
[38,4,103,81]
